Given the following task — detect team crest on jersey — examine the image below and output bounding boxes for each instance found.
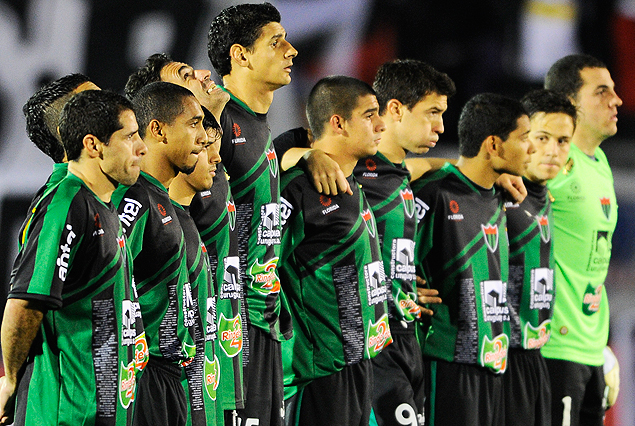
[221,256,242,300]
[258,203,281,245]
[400,189,415,218]
[390,238,416,281]
[206,296,217,341]
[280,196,293,226]
[394,287,421,322]
[248,257,280,294]
[582,284,603,315]
[266,149,279,178]
[362,209,377,238]
[480,280,509,323]
[415,197,429,222]
[204,355,221,401]
[232,123,246,145]
[481,224,499,253]
[529,268,553,310]
[536,215,550,243]
[227,200,236,231]
[366,314,392,358]
[481,334,508,373]
[524,320,551,349]
[119,361,137,409]
[600,197,611,219]
[218,312,243,357]
[365,260,387,305]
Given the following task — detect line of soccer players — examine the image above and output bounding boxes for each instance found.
[0,2,622,426]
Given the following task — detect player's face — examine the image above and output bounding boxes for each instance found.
[343,94,385,159]
[102,109,146,186]
[398,93,448,154]
[245,22,298,90]
[574,67,622,140]
[496,115,534,176]
[160,61,229,114]
[184,129,222,191]
[164,96,207,174]
[525,112,574,185]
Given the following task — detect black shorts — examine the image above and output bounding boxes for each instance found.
[371,332,425,426]
[426,359,504,426]
[544,357,605,426]
[285,359,373,426]
[503,348,551,426]
[133,356,187,426]
[229,324,284,426]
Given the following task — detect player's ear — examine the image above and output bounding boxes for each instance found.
[386,99,403,122]
[230,44,249,68]
[485,135,500,158]
[148,120,166,143]
[329,115,345,134]
[82,134,102,158]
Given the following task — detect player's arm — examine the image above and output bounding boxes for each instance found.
[0,298,45,425]
[405,157,455,182]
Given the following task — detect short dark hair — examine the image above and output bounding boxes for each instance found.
[373,59,456,115]
[208,2,281,77]
[306,76,376,141]
[521,89,577,129]
[131,81,195,139]
[458,93,527,158]
[544,54,606,100]
[59,90,133,162]
[23,73,95,163]
[125,53,173,100]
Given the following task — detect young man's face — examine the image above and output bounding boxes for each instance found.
[163,96,207,174]
[160,61,229,112]
[397,92,447,154]
[495,115,534,176]
[574,67,622,141]
[183,128,222,191]
[343,94,385,160]
[245,21,298,90]
[101,109,146,186]
[525,112,574,185]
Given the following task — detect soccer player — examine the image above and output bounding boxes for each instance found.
[503,89,577,426]
[540,54,622,426]
[208,3,297,424]
[413,93,534,426]
[279,75,391,425]
[0,89,148,426]
[112,81,207,426]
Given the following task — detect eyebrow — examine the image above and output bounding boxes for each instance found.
[363,107,378,115]
[178,65,194,76]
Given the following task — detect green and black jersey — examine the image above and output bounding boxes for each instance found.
[112,172,196,364]
[219,92,288,341]
[354,153,419,333]
[412,164,510,374]
[190,164,245,412]
[279,168,392,391]
[506,178,554,350]
[9,171,148,426]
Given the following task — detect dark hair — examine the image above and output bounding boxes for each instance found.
[23,73,95,163]
[521,89,577,130]
[306,75,376,140]
[208,2,281,77]
[59,90,133,162]
[373,59,456,115]
[125,53,173,100]
[131,81,194,139]
[458,93,527,158]
[544,54,606,100]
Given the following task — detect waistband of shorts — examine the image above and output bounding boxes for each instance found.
[147,356,183,378]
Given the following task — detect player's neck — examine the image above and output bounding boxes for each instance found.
[571,129,603,157]
[140,150,177,190]
[313,138,357,178]
[455,156,498,189]
[377,133,406,163]
[68,160,116,202]
[223,75,275,114]
[168,175,196,206]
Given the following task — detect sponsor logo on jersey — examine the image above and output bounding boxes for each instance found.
[600,197,611,219]
[363,158,378,178]
[587,230,611,272]
[537,215,550,243]
[393,287,421,322]
[582,283,603,315]
[248,257,280,294]
[365,260,387,305]
[122,299,141,346]
[134,332,149,372]
[227,200,236,231]
[180,341,197,367]
[57,224,77,281]
[362,209,377,238]
[415,197,429,222]
[183,282,196,328]
[529,267,553,310]
[206,296,217,341]
[400,189,415,218]
[366,314,392,358]
[119,197,143,229]
[280,196,293,226]
[92,213,104,237]
[232,123,246,145]
[266,149,278,178]
[448,200,464,220]
[157,203,173,225]
[320,195,340,215]
[200,190,212,198]
[524,320,551,349]
[119,361,137,409]
[481,224,499,253]
[221,256,242,300]
[481,334,508,373]
[391,238,416,281]
[258,203,281,245]
[480,280,510,323]
[218,312,243,357]
[204,355,221,401]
